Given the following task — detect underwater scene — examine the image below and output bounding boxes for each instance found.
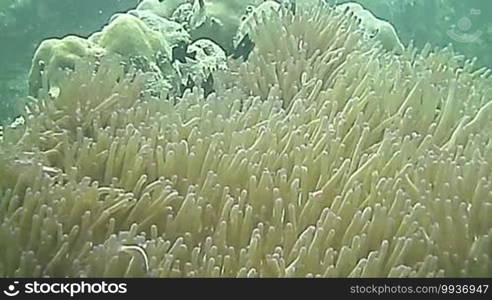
[0,0,491,278]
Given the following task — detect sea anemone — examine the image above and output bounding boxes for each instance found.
[0,4,491,278]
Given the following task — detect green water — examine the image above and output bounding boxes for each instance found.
[329,0,492,66]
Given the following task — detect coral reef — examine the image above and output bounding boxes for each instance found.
[1,3,492,278]
[27,36,105,97]
[335,2,404,54]
[126,9,191,48]
[166,0,265,52]
[174,38,227,94]
[330,0,492,68]
[96,14,172,61]
[26,1,231,99]
[0,0,139,124]
[136,0,187,18]
[234,1,282,51]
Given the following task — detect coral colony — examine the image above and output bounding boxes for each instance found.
[0,0,491,277]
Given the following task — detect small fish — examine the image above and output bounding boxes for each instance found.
[172,41,196,63]
[231,34,255,61]
[179,75,195,96]
[202,72,215,97]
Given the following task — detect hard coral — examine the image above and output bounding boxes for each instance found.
[97,14,172,61]
[27,35,105,97]
[28,12,179,98]
[127,9,191,48]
